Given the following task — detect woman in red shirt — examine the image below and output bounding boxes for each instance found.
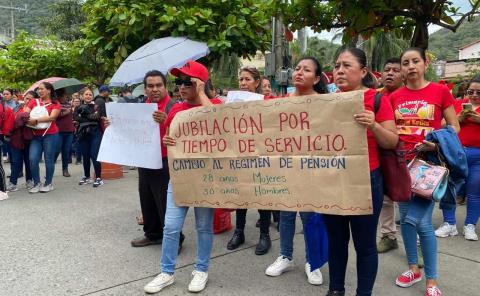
[437,77,480,241]
[390,47,460,296]
[324,48,398,296]
[24,82,61,194]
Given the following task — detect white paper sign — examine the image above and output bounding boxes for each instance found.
[225,90,264,103]
[97,103,163,169]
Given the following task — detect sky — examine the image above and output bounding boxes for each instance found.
[310,0,473,41]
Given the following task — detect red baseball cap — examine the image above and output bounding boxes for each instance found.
[170,60,209,82]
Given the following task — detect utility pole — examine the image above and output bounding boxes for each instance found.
[0,2,28,39]
[298,28,307,54]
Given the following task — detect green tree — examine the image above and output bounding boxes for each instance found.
[209,54,241,90]
[290,37,340,71]
[277,0,480,49]
[361,31,409,71]
[82,0,273,66]
[40,0,86,41]
[429,16,480,60]
[0,32,113,89]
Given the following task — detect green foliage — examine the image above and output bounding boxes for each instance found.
[209,54,241,90]
[290,37,340,71]
[82,0,273,66]
[0,32,114,90]
[429,17,480,61]
[362,32,409,71]
[277,0,480,49]
[40,0,86,41]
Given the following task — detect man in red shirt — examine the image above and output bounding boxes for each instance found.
[130,70,183,248]
[376,57,404,254]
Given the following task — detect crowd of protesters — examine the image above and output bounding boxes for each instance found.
[0,84,112,196]
[1,46,479,296]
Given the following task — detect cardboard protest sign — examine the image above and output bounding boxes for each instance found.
[98,103,163,169]
[168,90,373,215]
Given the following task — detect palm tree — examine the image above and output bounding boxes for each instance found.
[361,31,409,71]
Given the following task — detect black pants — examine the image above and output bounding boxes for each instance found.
[323,169,384,296]
[235,209,271,234]
[138,160,169,240]
[0,157,6,192]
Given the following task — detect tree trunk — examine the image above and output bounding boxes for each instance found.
[411,20,429,49]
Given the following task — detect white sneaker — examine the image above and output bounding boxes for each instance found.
[435,222,458,237]
[305,262,323,285]
[144,273,174,294]
[25,180,35,189]
[0,191,9,201]
[6,183,18,192]
[29,184,40,194]
[265,256,294,276]
[39,183,54,193]
[464,224,478,241]
[188,270,208,293]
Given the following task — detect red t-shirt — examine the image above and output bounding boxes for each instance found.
[146,95,172,158]
[27,99,61,136]
[389,83,455,153]
[454,99,480,148]
[165,100,223,129]
[364,89,395,171]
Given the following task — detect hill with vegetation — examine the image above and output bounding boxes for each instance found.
[429,17,480,61]
[0,0,60,36]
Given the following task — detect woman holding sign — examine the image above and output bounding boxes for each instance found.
[143,61,218,294]
[227,66,275,255]
[324,48,398,296]
[265,57,326,285]
[389,48,460,296]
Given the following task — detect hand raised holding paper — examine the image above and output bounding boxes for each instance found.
[152,111,167,123]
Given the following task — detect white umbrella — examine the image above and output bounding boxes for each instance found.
[109,37,210,87]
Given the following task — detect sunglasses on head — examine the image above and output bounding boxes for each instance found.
[175,77,193,87]
[467,89,480,96]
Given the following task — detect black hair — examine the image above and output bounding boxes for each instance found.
[400,47,427,62]
[3,88,14,95]
[295,56,328,94]
[40,82,57,102]
[25,90,38,98]
[143,70,167,86]
[336,48,376,89]
[467,76,480,89]
[204,79,216,99]
[383,57,401,68]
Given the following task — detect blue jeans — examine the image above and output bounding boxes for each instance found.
[56,132,74,171]
[323,169,384,296]
[279,211,313,261]
[30,134,59,186]
[161,182,214,274]
[442,147,480,226]
[72,135,82,162]
[10,143,32,185]
[79,128,102,178]
[399,196,437,279]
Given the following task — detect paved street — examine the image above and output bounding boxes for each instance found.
[1,162,479,296]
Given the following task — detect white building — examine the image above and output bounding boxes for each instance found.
[459,40,480,60]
